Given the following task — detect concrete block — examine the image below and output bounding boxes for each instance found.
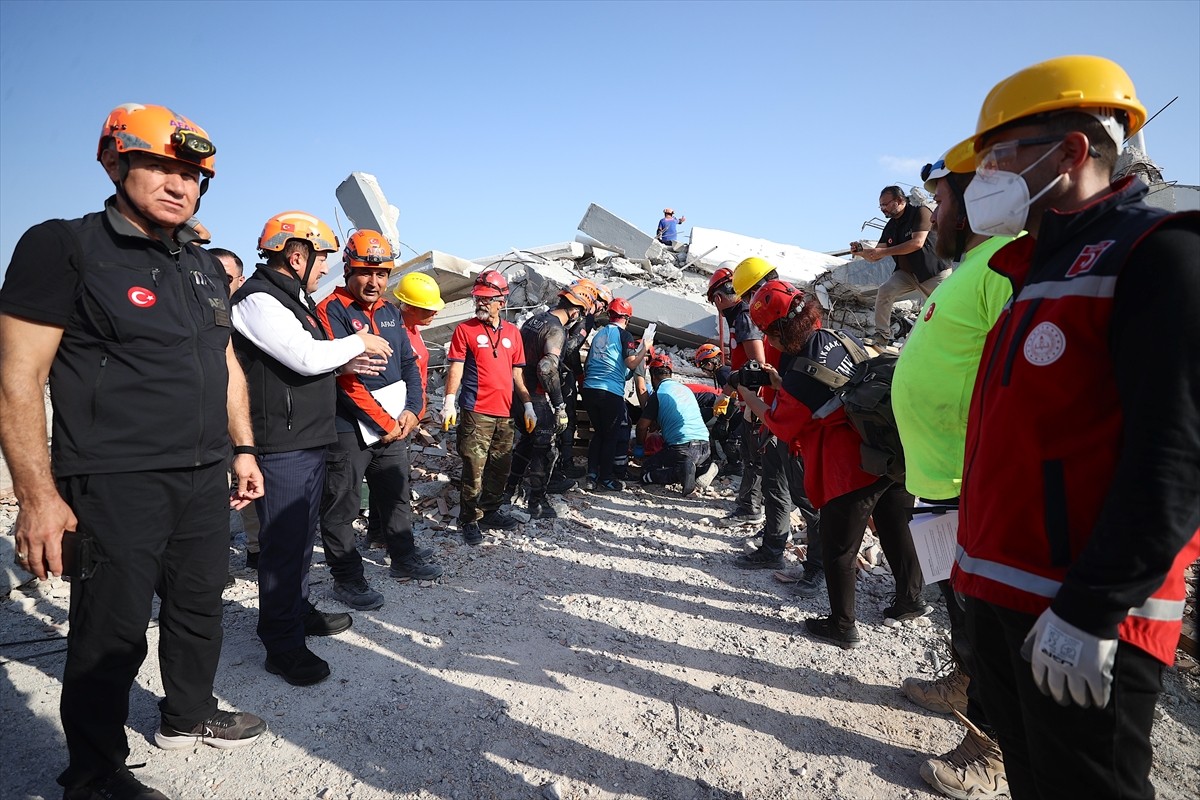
[687,226,849,284]
[578,204,668,263]
[828,256,897,288]
[603,281,717,347]
[388,250,482,305]
[471,242,586,267]
[336,172,401,255]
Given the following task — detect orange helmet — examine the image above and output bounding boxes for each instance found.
[472,269,509,298]
[97,103,216,177]
[608,297,633,318]
[693,343,722,365]
[258,212,340,255]
[343,230,394,269]
[594,282,613,306]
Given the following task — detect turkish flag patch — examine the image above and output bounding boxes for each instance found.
[127,286,157,308]
[351,319,365,332]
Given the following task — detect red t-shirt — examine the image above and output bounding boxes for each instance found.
[406,323,429,418]
[447,317,525,417]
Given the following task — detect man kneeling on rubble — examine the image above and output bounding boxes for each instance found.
[635,354,719,496]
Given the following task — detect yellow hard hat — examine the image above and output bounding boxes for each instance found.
[947,55,1146,172]
[393,271,445,311]
[731,257,777,298]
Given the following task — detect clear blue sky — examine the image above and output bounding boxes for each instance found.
[2,0,1197,281]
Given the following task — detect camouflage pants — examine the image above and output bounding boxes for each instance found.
[456,409,516,524]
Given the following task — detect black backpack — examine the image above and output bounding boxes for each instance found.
[792,330,906,484]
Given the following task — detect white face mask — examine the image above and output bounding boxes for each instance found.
[964,142,1065,237]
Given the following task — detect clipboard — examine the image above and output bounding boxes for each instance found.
[358,380,407,446]
[907,507,959,584]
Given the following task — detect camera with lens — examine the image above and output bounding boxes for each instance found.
[738,360,772,389]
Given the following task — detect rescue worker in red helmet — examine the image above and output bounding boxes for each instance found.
[231,212,393,688]
[441,270,534,544]
[738,279,925,650]
[0,103,267,798]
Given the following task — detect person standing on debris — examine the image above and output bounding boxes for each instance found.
[441,270,534,544]
[553,278,610,482]
[948,55,1200,800]
[232,212,393,687]
[316,232,443,607]
[636,354,719,495]
[892,145,1014,800]
[656,207,686,249]
[505,284,593,519]
[581,297,654,491]
[0,103,267,799]
[706,264,765,526]
[728,258,824,601]
[855,186,951,345]
[738,280,926,648]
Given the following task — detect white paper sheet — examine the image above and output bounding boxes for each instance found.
[357,380,408,446]
[908,510,959,584]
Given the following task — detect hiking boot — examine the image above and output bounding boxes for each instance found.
[694,462,720,492]
[790,565,826,599]
[413,545,435,562]
[546,477,577,494]
[920,712,1007,800]
[804,616,862,649]
[885,600,934,623]
[389,558,444,582]
[528,497,558,520]
[479,509,521,530]
[594,478,625,492]
[583,473,598,491]
[461,522,484,546]
[63,767,169,800]
[332,578,384,611]
[717,508,765,528]
[245,550,259,570]
[902,664,970,715]
[224,573,235,589]
[154,709,267,750]
[264,644,330,686]
[303,602,353,636]
[733,546,784,570]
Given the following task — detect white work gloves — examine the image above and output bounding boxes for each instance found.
[1021,607,1118,708]
[523,402,537,434]
[441,393,457,431]
[553,404,570,434]
[642,322,657,352]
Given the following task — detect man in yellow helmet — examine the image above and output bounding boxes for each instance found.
[0,103,266,798]
[950,56,1199,799]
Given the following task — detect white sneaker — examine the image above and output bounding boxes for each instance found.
[695,462,720,491]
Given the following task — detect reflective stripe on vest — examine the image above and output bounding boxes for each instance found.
[955,547,1186,622]
[1017,274,1117,302]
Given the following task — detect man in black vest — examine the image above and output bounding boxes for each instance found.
[231,212,391,687]
[855,185,951,344]
[0,103,267,800]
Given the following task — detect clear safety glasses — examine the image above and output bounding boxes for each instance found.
[976,135,1063,178]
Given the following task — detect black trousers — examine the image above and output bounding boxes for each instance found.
[322,429,418,580]
[56,461,228,789]
[760,439,820,560]
[735,419,764,512]
[255,447,325,656]
[642,440,711,487]
[820,477,920,630]
[965,598,1161,800]
[509,398,559,500]
[554,370,579,472]
[582,387,628,482]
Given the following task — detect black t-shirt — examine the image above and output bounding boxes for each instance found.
[780,329,858,413]
[878,203,944,281]
[1,222,87,324]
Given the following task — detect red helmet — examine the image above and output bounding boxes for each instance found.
[608,297,633,318]
[648,353,673,370]
[472,269,509,298]
[343,230,394,269]
[749,279,805,331]
[706,267,735,301]
[693,343,722,365]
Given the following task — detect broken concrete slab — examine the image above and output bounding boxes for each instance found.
[471,242,586,267]
[578,204,668,263]
[686,226,849,283]
[602,281,717,347]
[388,250,482,304]
[336,172,401,255]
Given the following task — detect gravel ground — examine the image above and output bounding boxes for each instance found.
[3,469,1198,800]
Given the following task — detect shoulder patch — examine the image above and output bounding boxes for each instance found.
[1023,321,1066,366]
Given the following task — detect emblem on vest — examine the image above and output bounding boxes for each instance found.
[1023,322,1066,366]
[1065,240,1116,277]
[924,302,936,322]
[127,287,157,308]
[351,319,365,332]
